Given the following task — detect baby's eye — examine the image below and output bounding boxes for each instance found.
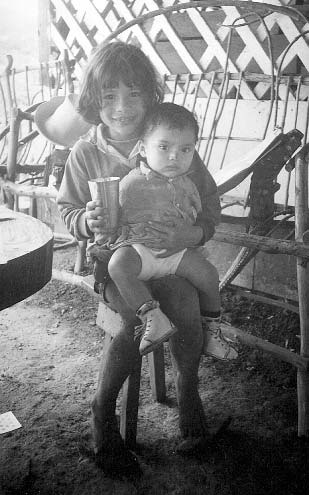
[182,146,193,153]
[159,144,168,151]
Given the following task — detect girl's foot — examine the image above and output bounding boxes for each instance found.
[176,435,209,455]
[91,409,142,479]
[94,442,142,480]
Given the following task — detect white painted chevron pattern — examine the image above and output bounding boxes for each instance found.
[48,0,309,101]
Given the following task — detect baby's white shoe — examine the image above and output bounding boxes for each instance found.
[136,301,177,356]
[202,317,238,361]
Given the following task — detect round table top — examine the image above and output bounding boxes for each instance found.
[0,207,53,264]
[0,207,54,310]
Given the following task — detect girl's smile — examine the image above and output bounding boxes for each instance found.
[99,81,147,140]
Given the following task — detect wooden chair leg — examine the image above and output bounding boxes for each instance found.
[148,345,166,403]
[120,355,142,450]
[74,240,87,273]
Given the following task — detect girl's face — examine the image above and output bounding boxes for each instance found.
[139,124,196,178]
[99,80,147,140]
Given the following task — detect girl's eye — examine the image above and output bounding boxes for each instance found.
[131,90,142,98]
[182,147,193,153]
[102,94,114,100]
[159,145,168,151]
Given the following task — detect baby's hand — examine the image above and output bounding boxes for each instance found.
[85,200,110,234]
[96,231,118,247]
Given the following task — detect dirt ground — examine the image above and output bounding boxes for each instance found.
[1,246,309,495]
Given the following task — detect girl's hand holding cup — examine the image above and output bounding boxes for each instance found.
[85,200,111,234]
[87,177,120,237]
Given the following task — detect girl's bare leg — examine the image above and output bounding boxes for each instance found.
[91,280,142,477]
[92,276,207,474]
[151,277,208,441]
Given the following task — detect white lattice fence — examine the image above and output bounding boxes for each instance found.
[38,0,309,210]
[46,1,309,92]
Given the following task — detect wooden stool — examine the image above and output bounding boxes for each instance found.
[95,300,166,449]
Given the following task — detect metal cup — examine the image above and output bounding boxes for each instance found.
[88,177,120,232]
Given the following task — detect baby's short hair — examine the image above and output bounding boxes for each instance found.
[142,102,199,142]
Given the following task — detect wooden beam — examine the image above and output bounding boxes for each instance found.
[213,229,309,260]
[163,72,309,86]
[228,286,299,314]
[0,164,45,175]
[0,178,58,199]
[221,323,309,372]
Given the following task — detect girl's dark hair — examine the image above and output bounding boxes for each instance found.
[77,41,164,124]
[142,102,199,142]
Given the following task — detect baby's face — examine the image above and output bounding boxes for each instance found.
[140,124,196,178]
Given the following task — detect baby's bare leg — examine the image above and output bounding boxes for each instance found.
[108,246,152,312]
[175,248,220,313]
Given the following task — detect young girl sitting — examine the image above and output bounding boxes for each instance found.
[54,41,233,476]
[89,102,237,358]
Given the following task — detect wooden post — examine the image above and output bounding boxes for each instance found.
[38,0,50,65]
[295,145,309,437]
[5,107,20,209]
[4,55,13,111]
[74,240,87,274]
[6,108,20,182]
[38,0,50,86]
[148,346,166,402]
[63,49,75,94]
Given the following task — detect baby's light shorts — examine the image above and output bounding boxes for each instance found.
[132,243,186,281]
